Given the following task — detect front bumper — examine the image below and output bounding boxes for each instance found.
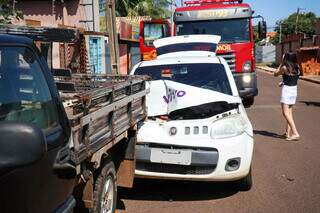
[233,72,258,99]
[135,133,253,181]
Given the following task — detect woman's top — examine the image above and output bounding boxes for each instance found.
[282,73,299,86]
[280,65,299,86]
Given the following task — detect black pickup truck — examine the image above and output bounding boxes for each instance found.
[0,33,147,213]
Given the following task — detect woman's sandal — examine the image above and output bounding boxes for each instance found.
[286,135,300,141]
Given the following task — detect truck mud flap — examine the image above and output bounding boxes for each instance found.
[117,130,137,188]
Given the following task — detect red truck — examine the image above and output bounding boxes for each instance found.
[140,0,266,106]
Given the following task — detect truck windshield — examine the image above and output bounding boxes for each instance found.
[135,63,232,95]
[176,18,250,43]
[144,23,169,47]
[0,46,58,130]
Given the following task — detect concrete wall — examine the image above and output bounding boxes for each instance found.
[15,0,99,31]
[16,1,84,28]
[256,45,276,63]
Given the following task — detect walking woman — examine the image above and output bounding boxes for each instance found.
[274,52,300,141]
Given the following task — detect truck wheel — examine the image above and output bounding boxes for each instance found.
[93,160,117,213]
[236,168,252,191]
[243,97,254,108]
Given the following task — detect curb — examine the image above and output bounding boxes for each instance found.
[257,66,320,85]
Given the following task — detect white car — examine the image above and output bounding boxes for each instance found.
[131,35,254,190]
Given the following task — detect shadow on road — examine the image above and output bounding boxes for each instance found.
[253,130,283,139]
[300,101,320,107]
[117,178,239,210]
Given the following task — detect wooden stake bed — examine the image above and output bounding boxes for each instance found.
[54,71,148,164]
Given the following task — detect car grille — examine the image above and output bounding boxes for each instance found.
[217,52,236,72]
[136,162,216,175]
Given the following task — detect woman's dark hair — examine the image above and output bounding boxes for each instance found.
[283,52,300,75]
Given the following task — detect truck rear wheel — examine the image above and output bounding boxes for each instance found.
[93,160,117,213]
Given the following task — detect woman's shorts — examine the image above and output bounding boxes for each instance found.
[281,85,297,105]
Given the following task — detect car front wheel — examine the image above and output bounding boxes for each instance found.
[236,168,252,191]
[243,97,255,108]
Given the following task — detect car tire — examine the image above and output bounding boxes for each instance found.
[93,160,117,213]
[243,97,254,108]
[237,168,252,191]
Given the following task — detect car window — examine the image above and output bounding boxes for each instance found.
[135,63,232,95]
[156,43,217,56]
[0,46,59,131]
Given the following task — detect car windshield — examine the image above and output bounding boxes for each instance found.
[135,63,232,95]
[176,18,250,43]
[144,23,169,47]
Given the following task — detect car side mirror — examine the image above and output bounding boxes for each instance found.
[258,21,267,40]
[0,122,47,176]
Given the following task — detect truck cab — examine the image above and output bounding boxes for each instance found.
[140,19,171,61]
[0,34,76,212]
[0,30,148,212]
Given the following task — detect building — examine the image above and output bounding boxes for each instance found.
[8,0,144,74]
[15,0,99,31]
[13,0,107,73]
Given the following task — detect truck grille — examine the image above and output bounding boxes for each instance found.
[217,52,236,72]
[136,162,215,175]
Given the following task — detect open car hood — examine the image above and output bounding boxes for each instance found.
[147,80,241,117]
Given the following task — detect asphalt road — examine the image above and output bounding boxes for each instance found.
[117,69,320,213]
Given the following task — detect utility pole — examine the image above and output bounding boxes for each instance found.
[279,22,282,43]
[295,8,300,34]
[105,0,120,74]
[295,7,305,34]
[171,0,175,36]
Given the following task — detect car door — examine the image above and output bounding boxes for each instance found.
[0,44,76,213]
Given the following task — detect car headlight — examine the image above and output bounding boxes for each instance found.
[210,114,247,139]
[242,74,252,84]
[242,61,251,73]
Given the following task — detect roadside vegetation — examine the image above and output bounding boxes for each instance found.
[115,0,170,18]
[0,0,23,24]
[272,11,319,44]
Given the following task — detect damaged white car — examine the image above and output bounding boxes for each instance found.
[130,35,254,190]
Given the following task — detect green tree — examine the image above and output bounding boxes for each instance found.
[252,25,260,43]
[272,11,318,44]
[0,0,23,24]
[115,0,170,18]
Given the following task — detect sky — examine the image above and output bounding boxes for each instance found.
[175,0,320,31]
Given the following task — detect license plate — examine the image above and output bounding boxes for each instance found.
[150,148,192,165]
